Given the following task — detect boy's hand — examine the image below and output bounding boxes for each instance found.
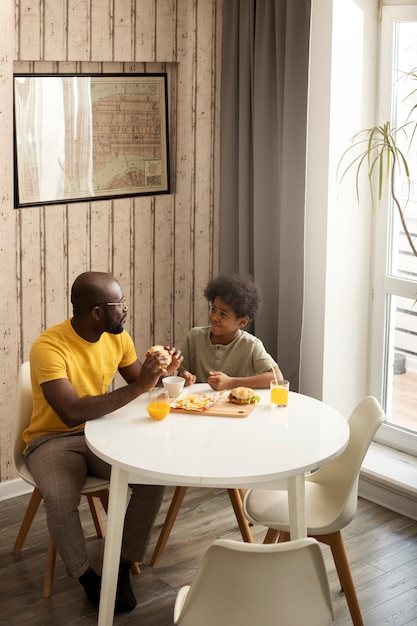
[180,371,196,386]
[207,371,231,391]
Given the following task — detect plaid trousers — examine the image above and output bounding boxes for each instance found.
[25,432,165,578]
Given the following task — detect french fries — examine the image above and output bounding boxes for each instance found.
[172,392,218,412]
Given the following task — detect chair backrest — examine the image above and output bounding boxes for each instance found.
[12,361,34,480]
[173,537,334,626]
[307,395,385,529]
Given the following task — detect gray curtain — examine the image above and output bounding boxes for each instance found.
[219,0,310,391]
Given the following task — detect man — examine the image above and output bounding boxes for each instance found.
[23,271,182,612]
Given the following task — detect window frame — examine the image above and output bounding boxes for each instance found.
[370,4,417,456]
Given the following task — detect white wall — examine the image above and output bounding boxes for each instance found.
[301,0,378,417]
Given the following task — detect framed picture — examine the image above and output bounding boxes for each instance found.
[13,73,170,207]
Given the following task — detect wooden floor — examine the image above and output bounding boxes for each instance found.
[1,486,417,625]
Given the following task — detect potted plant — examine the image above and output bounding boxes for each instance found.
[337,69,417,258]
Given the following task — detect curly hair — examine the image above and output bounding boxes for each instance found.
[203,274,262,320]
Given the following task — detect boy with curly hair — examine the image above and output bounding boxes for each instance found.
[179,274,283,390]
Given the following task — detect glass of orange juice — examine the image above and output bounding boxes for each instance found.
[147,387,171,420]
[270,380,290,408]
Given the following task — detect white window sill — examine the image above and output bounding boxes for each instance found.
[359,442,417,521]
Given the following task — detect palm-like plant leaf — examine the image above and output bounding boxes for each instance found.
[338,121,417,256]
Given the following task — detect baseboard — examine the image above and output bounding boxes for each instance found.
[0,477,33,501]
[359,442,417,522]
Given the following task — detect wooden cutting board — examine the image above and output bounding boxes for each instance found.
[170,391,257,418]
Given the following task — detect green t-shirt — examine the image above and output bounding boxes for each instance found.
[179,326,278,382]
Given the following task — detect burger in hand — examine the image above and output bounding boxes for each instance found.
[146,345,172,369]
[228,387,261,405]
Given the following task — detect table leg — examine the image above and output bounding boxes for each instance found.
[287,474,306,539]
[97,466,129,626]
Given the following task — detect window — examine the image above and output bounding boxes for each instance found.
[371,4,417,455]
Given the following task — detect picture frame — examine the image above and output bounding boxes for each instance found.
[13,73,170,208]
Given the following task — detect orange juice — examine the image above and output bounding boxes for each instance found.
[270,386,288,406]
[147,401,170,420]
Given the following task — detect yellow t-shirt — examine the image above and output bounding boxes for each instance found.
[23,318,137,448]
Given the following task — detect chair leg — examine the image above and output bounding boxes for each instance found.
[149,486,188,566]
[12,487,43,554]
[13,483,136,596]
[313,531,364,626]
[227,489,253,543]
[263,528,281,544]
[43,535,57,598]
[86,495,106,539]
[277,531,290,543]
[97,488,109,513]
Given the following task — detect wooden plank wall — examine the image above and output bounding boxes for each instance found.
[0,0,222,484]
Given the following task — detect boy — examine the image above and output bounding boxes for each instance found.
[179,274,283,390]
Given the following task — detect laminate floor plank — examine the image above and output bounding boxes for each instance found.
[1,487,416,625]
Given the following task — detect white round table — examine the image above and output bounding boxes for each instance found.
[85,384,349,626]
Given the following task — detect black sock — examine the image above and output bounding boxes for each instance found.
[115,560,137,612]
[79,567,101,608]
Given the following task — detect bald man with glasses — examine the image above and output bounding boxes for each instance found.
[23,271,182,612]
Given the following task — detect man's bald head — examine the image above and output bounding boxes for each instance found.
[71,272,121,315]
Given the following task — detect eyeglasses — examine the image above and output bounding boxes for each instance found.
[94,296,128,309]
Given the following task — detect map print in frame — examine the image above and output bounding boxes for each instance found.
[13,73,170,207]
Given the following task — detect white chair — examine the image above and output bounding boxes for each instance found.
[173,537,334,626]
[12,361,112,598]
[243,396,385,626]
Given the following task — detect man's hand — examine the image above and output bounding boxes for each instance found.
[143,346,183,378]
[138,351,170,387]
